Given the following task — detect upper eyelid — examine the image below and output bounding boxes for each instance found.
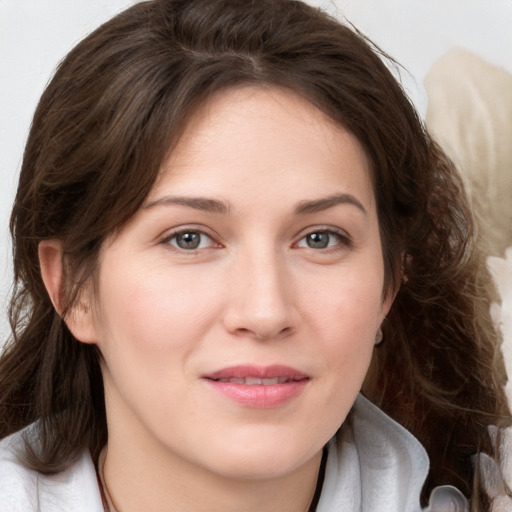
[158,225,220,242]
[294,226,351,241]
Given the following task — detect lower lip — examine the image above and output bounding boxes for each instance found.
[203,379,309,408]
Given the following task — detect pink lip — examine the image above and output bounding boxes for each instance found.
[202,365,310,408]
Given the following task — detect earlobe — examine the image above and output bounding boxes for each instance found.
[38,239,98,344]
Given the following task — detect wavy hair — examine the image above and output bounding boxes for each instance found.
[0,0,509,508]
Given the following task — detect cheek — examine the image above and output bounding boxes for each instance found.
[304,267,385,383]
[93,262,223,360]
[305,267,385,334]
[92,264,226,425]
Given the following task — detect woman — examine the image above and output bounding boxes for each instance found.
[0,0,509,510]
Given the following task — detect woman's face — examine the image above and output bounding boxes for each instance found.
[83,87,393,480]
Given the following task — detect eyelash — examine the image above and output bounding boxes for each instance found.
[159,227,352,254]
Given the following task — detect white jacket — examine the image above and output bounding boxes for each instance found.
[0,395,467,511]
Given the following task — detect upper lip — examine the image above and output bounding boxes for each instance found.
[203,365,309,381]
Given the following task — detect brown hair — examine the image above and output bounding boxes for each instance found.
[1,0,509,507]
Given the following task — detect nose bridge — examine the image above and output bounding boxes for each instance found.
[224,240,296,339]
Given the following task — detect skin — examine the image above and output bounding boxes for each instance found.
[40,86,394,512]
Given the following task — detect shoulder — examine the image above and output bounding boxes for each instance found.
[0,428,104,512]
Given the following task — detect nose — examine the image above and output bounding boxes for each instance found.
[222,248,298,341]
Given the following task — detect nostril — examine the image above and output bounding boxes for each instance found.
[251,326,293,341]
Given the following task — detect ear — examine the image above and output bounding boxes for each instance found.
[380,251,406,316]
[38,239,98,344]
[38,239,65,312]
[380,287,396,320]
[377,274,402,330]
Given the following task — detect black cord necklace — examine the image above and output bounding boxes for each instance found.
[308,447,328,511]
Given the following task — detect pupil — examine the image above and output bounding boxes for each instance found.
[307,232,329,249]
[177,232,200,249]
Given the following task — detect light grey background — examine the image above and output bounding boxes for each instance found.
[1,0,512,344]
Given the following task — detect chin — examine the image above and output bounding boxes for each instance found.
[198,435,323,481]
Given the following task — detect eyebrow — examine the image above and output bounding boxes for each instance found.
[144,196,230,214]
[294,193,367,215]
[143,192,366,216]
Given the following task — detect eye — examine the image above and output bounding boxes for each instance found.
[296,230,348,250]
[163,230,217,251]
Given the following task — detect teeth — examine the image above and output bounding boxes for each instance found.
[216,377,289,385]
[217,378,244,384]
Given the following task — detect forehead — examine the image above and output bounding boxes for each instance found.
[149,86,375,211]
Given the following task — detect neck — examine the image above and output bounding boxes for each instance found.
[102,436,323,512]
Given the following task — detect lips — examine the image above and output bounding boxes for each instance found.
[202,365,309,408]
